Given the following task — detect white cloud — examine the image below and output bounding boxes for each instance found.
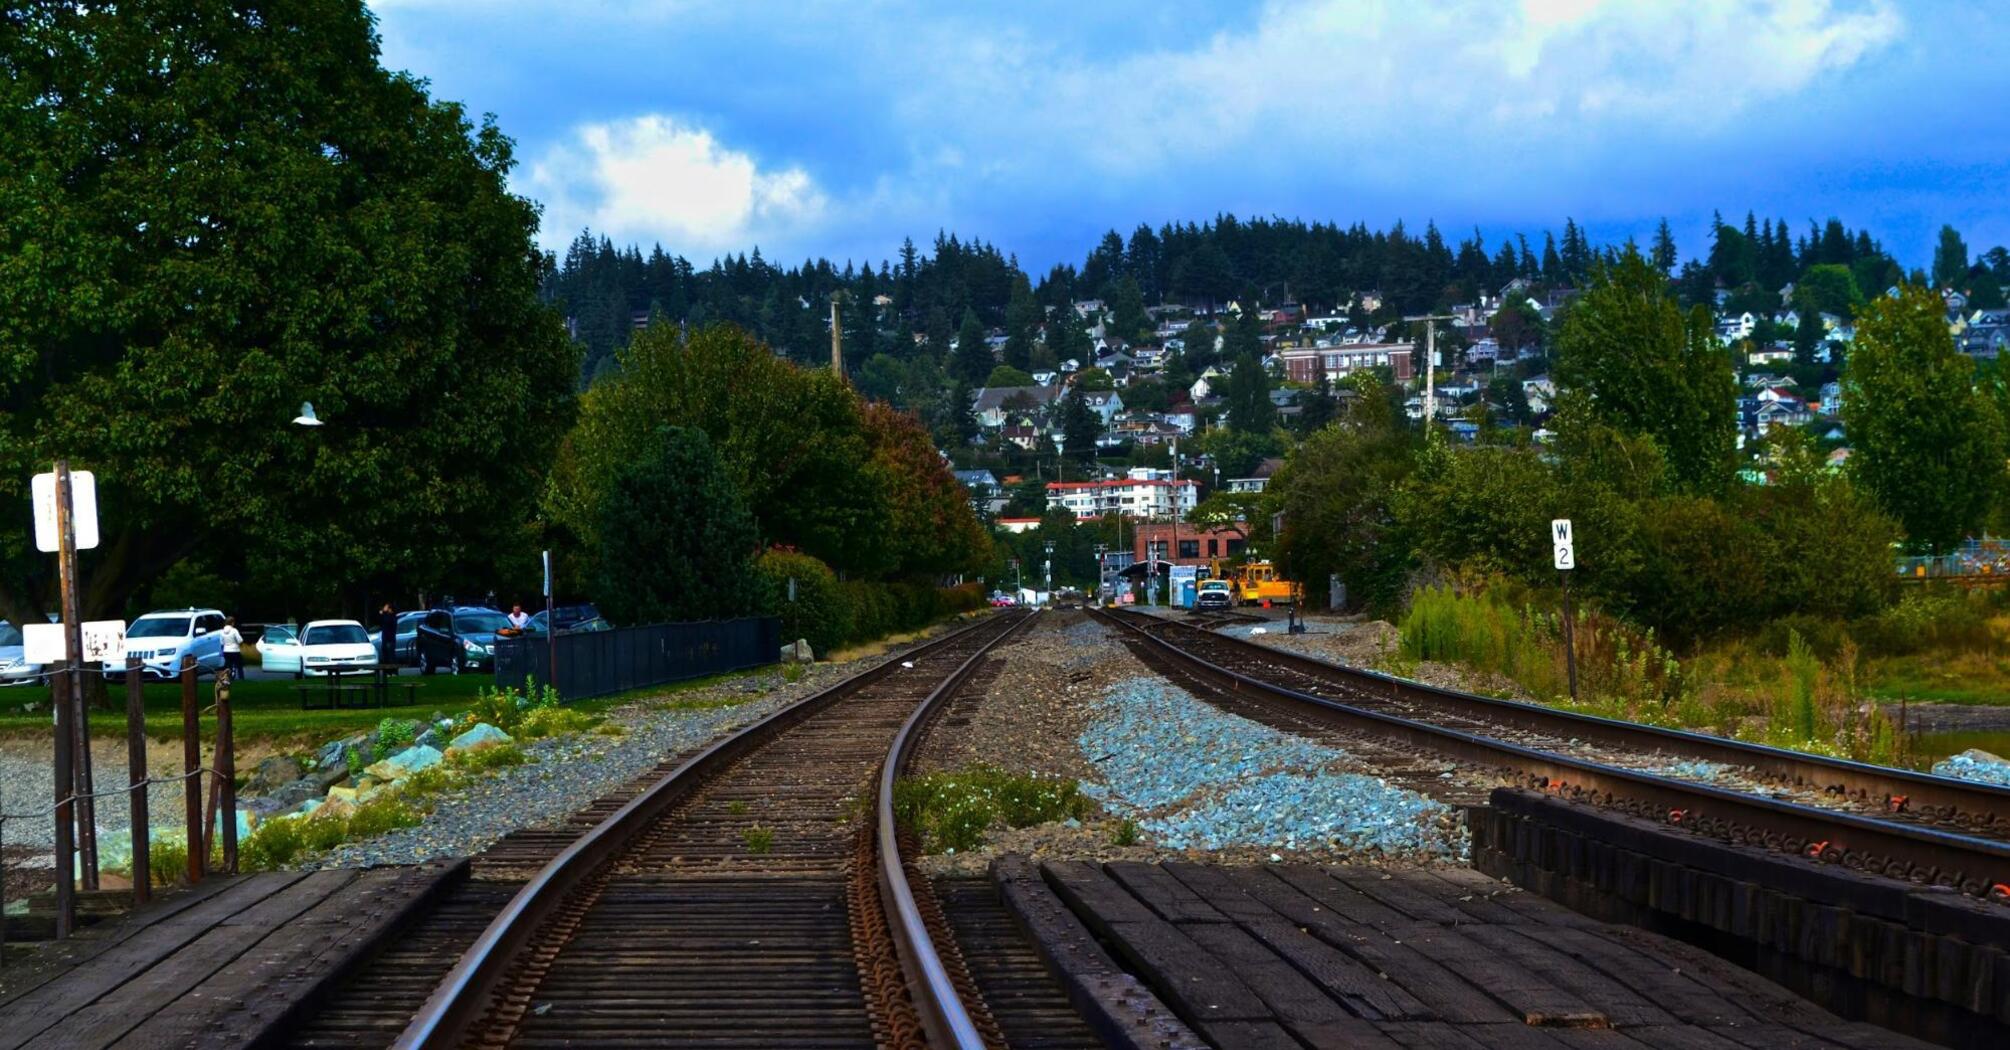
[906,0,1903,176]
[525,115,827,252]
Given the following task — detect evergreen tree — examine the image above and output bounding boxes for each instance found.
[1650,219,1677,275]
[1933,225,1970,289]
[1002,274,1038,371]
[1541,233,1563,281]
[924,305,953,360]
[1060,389,1103,463]
[952,307,992,385]
[1046,304,1085,362]
[1224,303,1263,360]
[1108,276,1149,343]
[1226,353,1274,434]
[942,381,979,447]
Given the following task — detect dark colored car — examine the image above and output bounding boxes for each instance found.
[413,606,510,675]
[367,611,427,665]
[525,603,603,635]
[522,612,613,637]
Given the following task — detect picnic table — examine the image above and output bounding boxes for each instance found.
[295,663,422,710]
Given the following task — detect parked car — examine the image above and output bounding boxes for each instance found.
[414,606,510,675]
[255,623,303,675]
[0,621,43,686]
[260,620,379,677]
[522,609,613,636]
[366,611,427,664]
[523,603,604,635]
[112,608,227,680]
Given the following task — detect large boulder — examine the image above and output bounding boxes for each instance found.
[449,723,512,752]
[315,732,374,772]
[364,745,444,782]
[780,638,815,664]
[243,754,306,796]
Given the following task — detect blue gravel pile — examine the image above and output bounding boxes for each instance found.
[1932,749,2010,788]
[1079,677,1465,860]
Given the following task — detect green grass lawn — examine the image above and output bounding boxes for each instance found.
[0,675,495,748]
[1863,651,2010,706]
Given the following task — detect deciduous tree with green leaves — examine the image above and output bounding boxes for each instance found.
[1553,248,1737,493]
[0,0,578,626]
[1844,285,2005,553]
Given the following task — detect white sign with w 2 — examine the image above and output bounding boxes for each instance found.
[1552,518,1575,571]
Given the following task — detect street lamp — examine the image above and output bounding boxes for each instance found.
[291,401,324,427]
[1043,539,1055,600]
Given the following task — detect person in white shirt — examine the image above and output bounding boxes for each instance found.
[507,604,531,631]
[220,617,245,681]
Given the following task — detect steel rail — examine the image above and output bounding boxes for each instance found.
[392,612,1024,1050]
[876,609,1038,1049]
[1128,611,2010,823]
[1097,609,2010,898]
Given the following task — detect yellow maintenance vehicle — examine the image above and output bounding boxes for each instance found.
[1222,560,1295,606]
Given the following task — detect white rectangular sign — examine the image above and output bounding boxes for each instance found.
[31,470,99,552]
[81,620,126,665]
[1551,518,1575,571]
[23,623,66,664]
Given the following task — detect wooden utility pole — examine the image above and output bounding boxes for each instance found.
[829,297,844,380]
[54,461,98,896]
[1404,314,1456,431]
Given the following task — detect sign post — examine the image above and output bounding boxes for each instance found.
[1552,518,1578,701]
[542,549,556,692]
[38,462,102,934]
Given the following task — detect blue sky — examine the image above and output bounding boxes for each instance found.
[368,1,2010,273]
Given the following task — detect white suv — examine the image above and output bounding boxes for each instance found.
[113,608,228,681]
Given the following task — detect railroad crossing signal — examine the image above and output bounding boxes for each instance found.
[1551,518,1574,572]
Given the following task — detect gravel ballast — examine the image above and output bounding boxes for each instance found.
[1081,675,1467,861]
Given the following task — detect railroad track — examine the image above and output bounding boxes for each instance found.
[1097,608,2010,902]
[333,610,1055,1050]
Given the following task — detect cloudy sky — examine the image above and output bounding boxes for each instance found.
[367,0,2010,272]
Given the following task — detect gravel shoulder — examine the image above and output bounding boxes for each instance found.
[916,611,1470,876]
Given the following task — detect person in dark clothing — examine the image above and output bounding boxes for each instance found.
[377,603,400,665]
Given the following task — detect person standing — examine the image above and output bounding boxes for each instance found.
[219,617,245,681]
[377,603,400,664]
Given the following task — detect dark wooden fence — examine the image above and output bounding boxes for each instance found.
[493,617,781,701]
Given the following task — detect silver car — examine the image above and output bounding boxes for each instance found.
[0,621,44,686]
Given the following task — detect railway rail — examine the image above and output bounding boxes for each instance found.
[1099,608,2010,902]
[379,610,1038,1050]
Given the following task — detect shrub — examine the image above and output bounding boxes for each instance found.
[461,682,562,736]
[742,825,775,854]
[376,717,420,750]
[755,549,851,654]
[347,796,424,838]
[520,706,598,739]
[892,765,1091,853]
[447,742,535,773]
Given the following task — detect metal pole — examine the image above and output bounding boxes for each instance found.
[126,658,149,904]
[544,550,557,693]
[215,672,236,874]
[1560,571,1579,701]
[50,667,74,938]
[180,657,202,882]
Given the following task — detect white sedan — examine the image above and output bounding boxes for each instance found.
[257,620,380,678]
